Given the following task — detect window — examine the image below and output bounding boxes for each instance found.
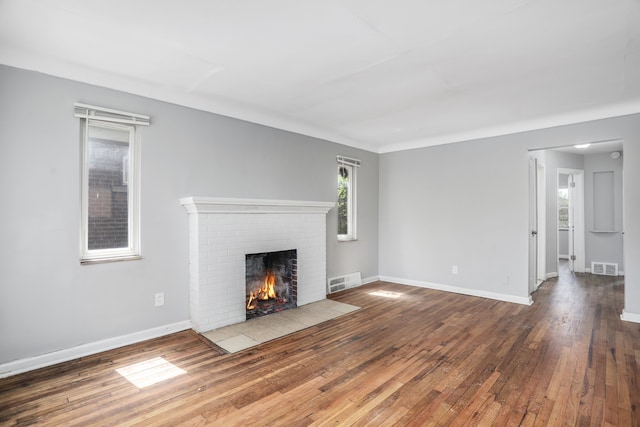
[75,104,149,263]
[337,156,359,241]
[558,188,569,229]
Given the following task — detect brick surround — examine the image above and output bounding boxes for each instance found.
[181,197,334,332]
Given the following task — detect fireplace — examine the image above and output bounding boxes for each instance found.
[246,249,297,319]
[180,197,333,332]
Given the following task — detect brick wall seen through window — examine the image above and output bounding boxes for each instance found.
[87,138,129,250]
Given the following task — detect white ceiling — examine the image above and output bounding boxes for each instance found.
[1,0,640,153]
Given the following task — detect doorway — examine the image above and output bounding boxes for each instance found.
[528,139,623,298]
[557,169,585,273]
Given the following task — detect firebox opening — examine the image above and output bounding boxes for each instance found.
[245,249,297,320]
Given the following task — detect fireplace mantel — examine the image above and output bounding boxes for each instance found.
[180,197,334,215]
[181,196,334,332]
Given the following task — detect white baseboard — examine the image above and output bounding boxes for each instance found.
[361,275,379,285]
[378,276,533,306]
[545,272,558,280]
[621,310,640,323]
[0,320,192,379]
[586,269,625,276]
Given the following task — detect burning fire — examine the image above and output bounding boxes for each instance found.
[247,271,277,310]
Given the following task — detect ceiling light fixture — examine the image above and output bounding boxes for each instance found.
[574,144,591,149]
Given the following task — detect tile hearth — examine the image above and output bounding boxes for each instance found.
[202,300,360,353]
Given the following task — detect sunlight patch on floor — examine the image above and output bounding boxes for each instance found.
[369,290,403,298]
[116,357,186,389]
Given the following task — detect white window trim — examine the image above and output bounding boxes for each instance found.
[80,119,141,264]
[74,103,150,126]
[337,156,359,242]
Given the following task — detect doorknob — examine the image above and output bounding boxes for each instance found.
[531,230,538,236]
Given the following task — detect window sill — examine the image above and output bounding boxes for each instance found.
[338,236,358,242]
[81,255,142,265]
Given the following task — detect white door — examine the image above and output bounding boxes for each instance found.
[564,170,585,273]
[568,173,576,272]
[529,156,538,293]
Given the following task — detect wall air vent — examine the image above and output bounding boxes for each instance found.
[591,262,618,276]
[327,272,362,294]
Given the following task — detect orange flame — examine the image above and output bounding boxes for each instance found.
[247,271,277,309]
[247,293,256,310]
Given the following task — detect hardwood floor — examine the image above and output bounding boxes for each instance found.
[1,267,638,426]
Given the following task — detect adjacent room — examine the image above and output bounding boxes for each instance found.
[1,0,640,424]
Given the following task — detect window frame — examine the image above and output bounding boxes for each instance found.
[80,119,141,263]
[337,159,358,242]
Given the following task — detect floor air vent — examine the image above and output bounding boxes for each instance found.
[327,272,362,294]
[591,262,618,276]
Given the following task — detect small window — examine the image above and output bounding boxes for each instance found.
[76,104,149,263]
[337,156,359,241]
[558,188,569,229]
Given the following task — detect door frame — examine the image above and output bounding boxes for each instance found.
[536,160,546,286]
[528,156,537,295]
[528,153,547,295]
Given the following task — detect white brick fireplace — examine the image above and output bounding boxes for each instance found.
[180,197,334,332]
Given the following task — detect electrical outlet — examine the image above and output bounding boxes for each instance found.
[155,292,164,307]
[452,266,458,275]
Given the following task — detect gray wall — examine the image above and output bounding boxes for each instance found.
[559,229,569,257]
[0,65,378,365]
[379,114,640,311]
[623,137,640,315]
[584,152,624,271]
[379,138,528,298]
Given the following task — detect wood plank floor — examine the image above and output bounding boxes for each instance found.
[1,265,638,426]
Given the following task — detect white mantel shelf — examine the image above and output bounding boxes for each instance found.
[180,197,334,214]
